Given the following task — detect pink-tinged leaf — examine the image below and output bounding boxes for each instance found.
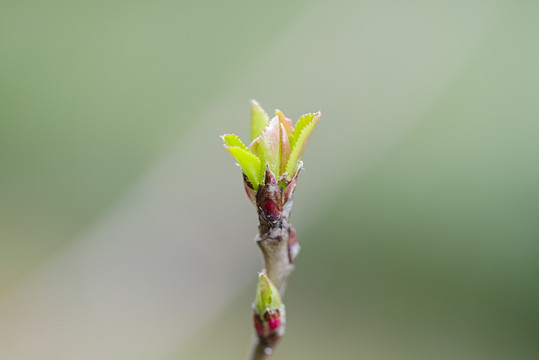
[285,112,320,176]
[275,109,293,137]
[251,100,269,142]
[258,117,281,177]
[280,123,291,176]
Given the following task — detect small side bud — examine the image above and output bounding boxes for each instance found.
[288,227,300,263]
[255,273,282,314]
[253,273,286,347]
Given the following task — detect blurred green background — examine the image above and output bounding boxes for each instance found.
[1,0,538,359]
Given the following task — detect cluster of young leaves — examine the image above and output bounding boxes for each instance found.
[222,101,320,190]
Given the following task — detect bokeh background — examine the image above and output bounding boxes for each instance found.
[1,0,538,359]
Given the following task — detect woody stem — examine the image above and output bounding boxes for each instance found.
[249,208,298,359]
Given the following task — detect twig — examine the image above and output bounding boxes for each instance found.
[221,101,320,360]
[249,167,300,360]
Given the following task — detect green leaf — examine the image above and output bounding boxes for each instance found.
[251,100,269,142]
[257,117,281,177]
[222,134,263,189]
[289,112,316,149]
[255,273,282,315]
[222,134,248,151]
[285,112,321,176]
[226,147,263,190]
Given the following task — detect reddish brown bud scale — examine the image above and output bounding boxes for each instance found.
[283,162,301,205]
[268,316,281,331]
[260,200,280,223]
[256,181,283,227]
[252,307,285,348]
[253,313,264,336]
[287,227,298,247]
[287,227,300,264]
[264,165,278,185]
[243,174,257,205]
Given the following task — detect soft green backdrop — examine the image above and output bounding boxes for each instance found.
[1,0,538,359]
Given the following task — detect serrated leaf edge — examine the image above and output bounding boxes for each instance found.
[226,146,263,190]
[221,133,248,151]
[250,100,270,142]
[284,112,320,176]
[289,112,318,149]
